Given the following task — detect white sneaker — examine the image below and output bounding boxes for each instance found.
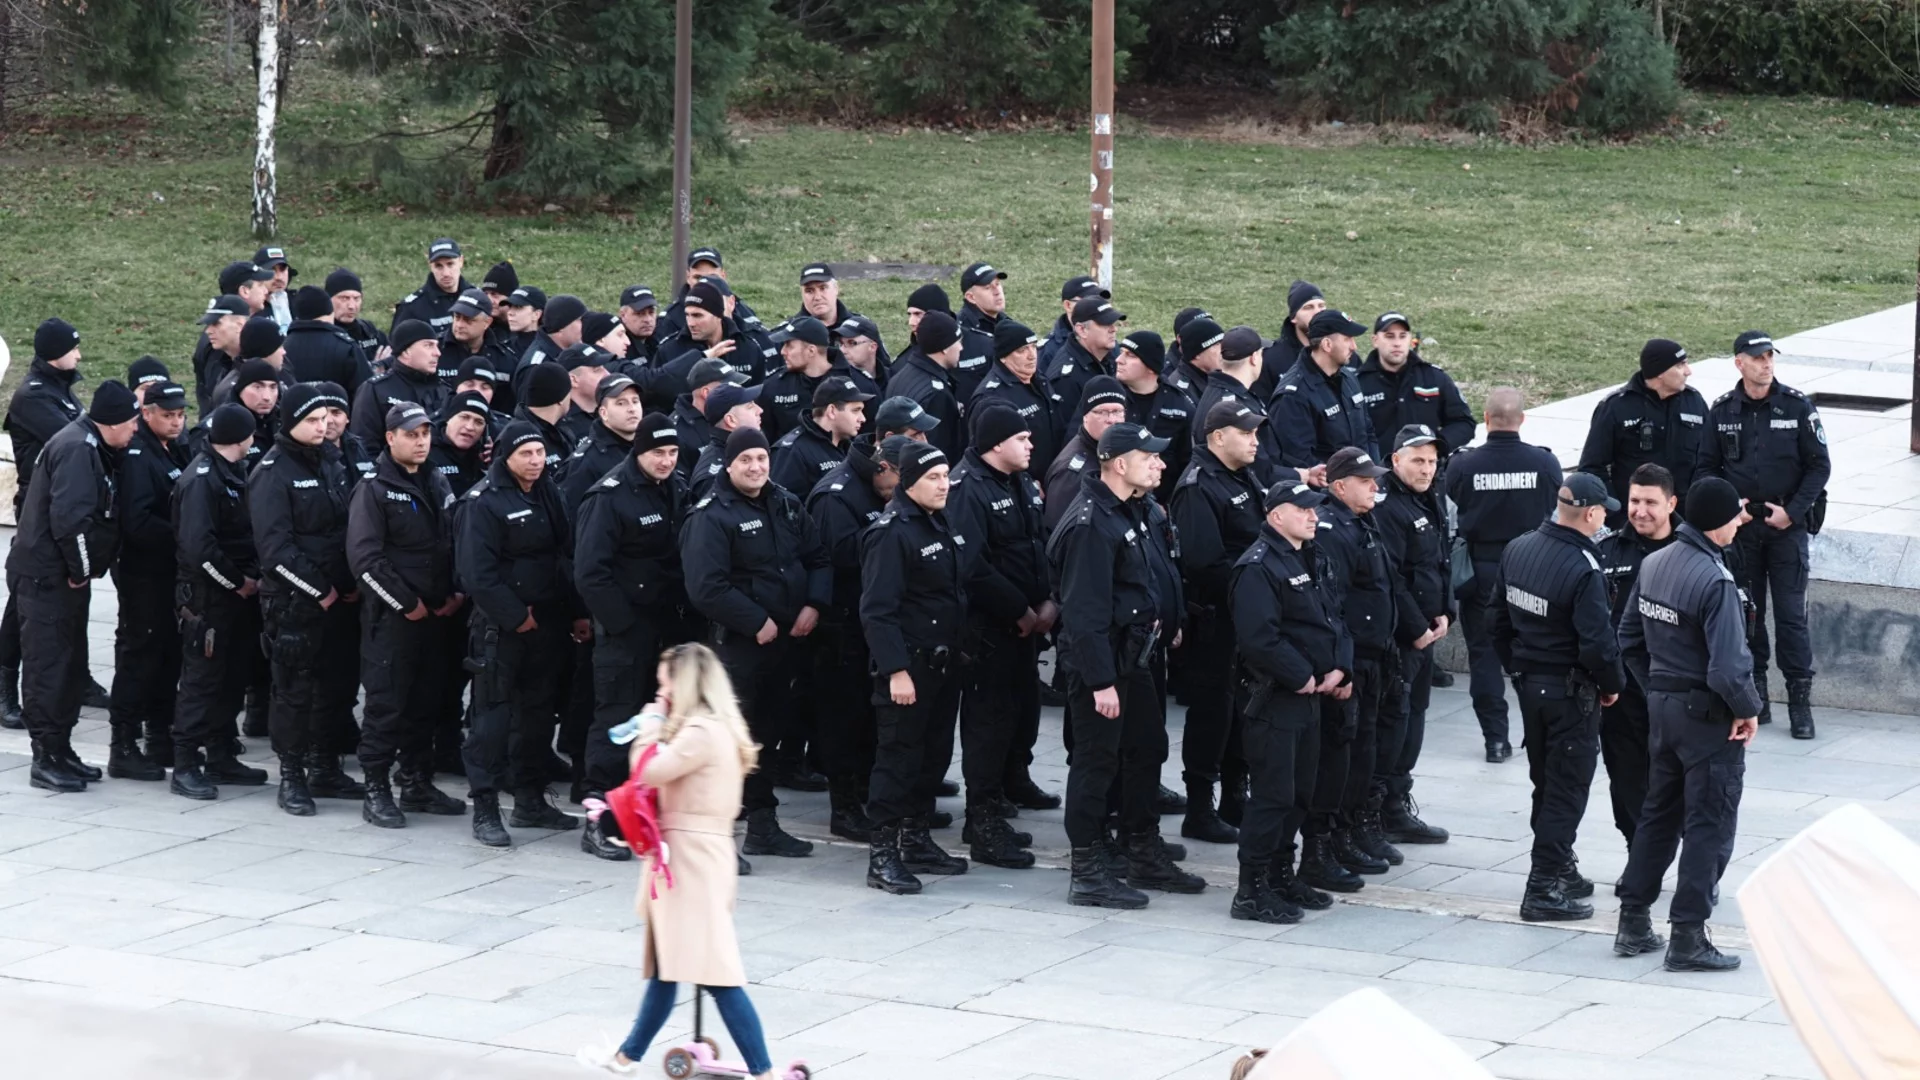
[575,1040,637,1075]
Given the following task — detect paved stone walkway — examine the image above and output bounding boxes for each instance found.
[1,558,1907,1078]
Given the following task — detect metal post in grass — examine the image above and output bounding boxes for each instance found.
[1089,0,1114,290]
[251,0,279,241]
[1911,240,1919,454]
[670,0,692,287]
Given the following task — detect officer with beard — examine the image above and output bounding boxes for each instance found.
[392,238,473,334]
[573,413,692,860]
[326,269,390,377]
[1356,313,1475,462]
[1272,310,1380,470]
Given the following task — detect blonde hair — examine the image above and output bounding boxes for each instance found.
[650,643,759,774]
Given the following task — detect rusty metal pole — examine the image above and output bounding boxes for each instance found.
[1089,0,1114,290]
[670,0,692,288]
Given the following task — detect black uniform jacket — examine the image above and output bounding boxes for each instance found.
[574,454,691,636]
[114,420,192,581]
[947,448,1050,630]
[346,452,457,615]
[859,495,973,676]
[249,433,353,607]
[1230,524,1353,718]
[174,448,257,600]
[1577,372,1708,509]
[681,474,831,638]
[1618,523,1765,722]
[456,453,578,629]
[1492,521,1626,695]
[9,417,120,583]
[1169,445,1266,611]
[1356,350,1476,458]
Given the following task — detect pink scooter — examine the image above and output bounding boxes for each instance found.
[661,988,810,1080]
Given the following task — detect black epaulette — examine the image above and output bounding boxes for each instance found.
[873,509,897,526]
[1176,461,1201,487]
[1712,388,1739,407]
[775,428,800,448]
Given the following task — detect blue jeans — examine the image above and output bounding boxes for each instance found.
[619,978,771,1074]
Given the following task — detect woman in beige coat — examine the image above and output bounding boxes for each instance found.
[578,643,777,1078]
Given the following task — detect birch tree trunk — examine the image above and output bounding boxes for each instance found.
[251,0,279,240]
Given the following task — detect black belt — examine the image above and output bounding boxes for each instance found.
[1647,675,1710,694]
[1467,541,1508,560]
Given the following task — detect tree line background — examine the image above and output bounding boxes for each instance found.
[1,0,1915,203]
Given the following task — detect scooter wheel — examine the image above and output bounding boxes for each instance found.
[697,1036,721,1058]
[663,1048,695,1078]
[789,1066,811,1080]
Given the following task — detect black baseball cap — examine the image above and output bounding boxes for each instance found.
[1561,472,1621,511]
[503,286,547,309]
[687,247,723,268]
[253,245,295,277]
[812,375,873,409]
[799,263,835,285]
[961,262,1007,290]
[1734,330,1776,357]
[1203,401,1265,435]
[427,238,461,261]
[1374,312,1414,334]
[688,358,749,392]
[770,317,831,348]
[834,315,879,342]
[875,396,939,433]
[1220,326,1264,363]
[385,402,432,432]
[557,343,612,371]
[218,261,274,294]
[199,294,250,325]
[1060,275,1109,301]
[1097,422,1170,461]
[702,383,762,425]
[1307,309,1369,342]
[595,373,639,406]
[450,289,494,318]
[1265,482,1328,511]
[620,285,657,311]
[1392,424,1439,453]
[1071,297,1125,326]
[1325,447,1390,482]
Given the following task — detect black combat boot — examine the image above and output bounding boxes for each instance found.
[936,777,960,798]
[1098,827,1130,876]
[1519,869,1593,922]
[580,813,633,861]
[242,688,269,738]
[965,811,1035,869]
[900,817,967,875]
[305,752,365,799]
[1154,782,1187,815]
[1485,739,1513,763]
[1230,862,1301,925]
[1753,670,1772,725]
[1613,903,1665,957]
[1787,678,1815,740]
[828,781,874,843]
[107,733,165,781]
[143,719,174,774]
[1069,845,1148,909]
[471,791,511,847]
[1331,827,1389,875]
[926,809,954,829]
[1271,854,1333,910]
[963,810,1031,848]
[1217,764,1248,828]
[205,745,268,785]
[1559,860,1595,900]
[742,807,812,857]
[866,824,921,895]
[1665,921,1741,972]
[1430,667,1455,688]
[1298,834,1364,893]
[1381,795,1449,844]
[0,666,21,729]
[29,739,85,793]
[361,765,406,829]
[1005,775,1061,811]
[510,786,579,830]
[1352,808,1404,867]
[1126,829,1206,893]
[82,674,111,710]
[276,756,316,816]
[1179,772,1239,845]
[395,763,465,814]
[52,736,102,782]
[170,746,218,801]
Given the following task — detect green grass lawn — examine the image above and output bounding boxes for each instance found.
[2,63,1917,409]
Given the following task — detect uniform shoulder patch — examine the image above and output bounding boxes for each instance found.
[874,509,897,525]
[1317,520,1332,530]
[401,292,419,303]
[695,494,714,509]
[775,428,800,447]
[600,474,620,488]
[1713,388,1738,407]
